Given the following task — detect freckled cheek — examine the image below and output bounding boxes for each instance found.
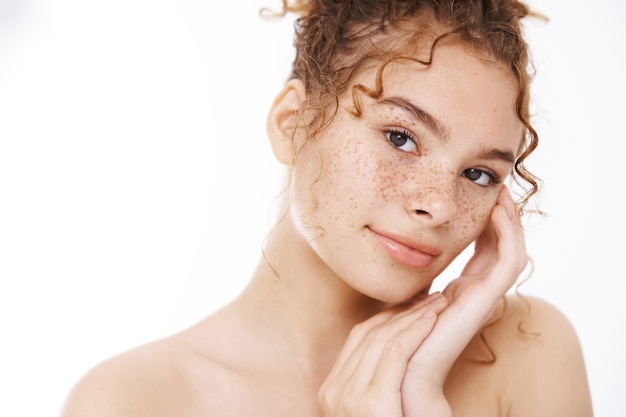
[320,142,386,198]
[456,191,498,244]
[373,157,409,203]
[292,142,378,218]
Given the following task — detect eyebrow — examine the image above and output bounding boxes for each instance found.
[476,146,516,164]
[379,95,516,164]
[378,96,449,140]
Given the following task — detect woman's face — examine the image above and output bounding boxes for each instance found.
[289,42,524,303]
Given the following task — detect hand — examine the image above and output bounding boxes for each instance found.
[402,186,528,415]
[318,186,528,417]
[319,292,450,417]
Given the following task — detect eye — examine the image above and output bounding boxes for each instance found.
[463,168,500,187]
[385,128,418,153]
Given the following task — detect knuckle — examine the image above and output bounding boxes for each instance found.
[318,385,337,415]
[382,335,408,356]
[349,321,369,338]
[365,326,389,344]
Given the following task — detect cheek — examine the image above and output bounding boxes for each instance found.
[373,151,420,203]
[374,159,402,202]
[455,188,498,244]
[291,138,375,225]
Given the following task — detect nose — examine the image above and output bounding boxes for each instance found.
[406,180,457,227]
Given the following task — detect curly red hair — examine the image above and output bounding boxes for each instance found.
[264,0,545,212]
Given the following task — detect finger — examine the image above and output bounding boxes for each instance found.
[495,185,522,225]
[460,186,525,282]
[329,291,443,374]
[407,307,474,386]
[455,204,526,306]
[471,185,514,254]
[416,192,528,377]
[410,187,529,384]
[326,294,448,388]
[490,186,525,251]
[490,189,528,281]
[367,306,446,393]
[350,296,447,378]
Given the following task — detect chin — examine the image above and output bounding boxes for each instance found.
[356,279,434,305]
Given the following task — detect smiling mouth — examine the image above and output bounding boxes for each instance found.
[368,228,438,269]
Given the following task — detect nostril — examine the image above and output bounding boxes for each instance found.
[415,209,429,215]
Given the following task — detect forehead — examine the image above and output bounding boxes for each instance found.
[348,42,524,150]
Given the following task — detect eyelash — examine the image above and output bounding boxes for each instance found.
[384,127,502,187]
[462,168,502,187]
[384,127,419,154]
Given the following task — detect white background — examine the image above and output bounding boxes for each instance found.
[0,0,624,416]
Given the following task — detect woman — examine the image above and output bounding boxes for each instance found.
[60,1,592,416]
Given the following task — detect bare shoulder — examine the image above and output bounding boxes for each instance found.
[485,294,593,417]
[59,337,187,417]
[446,295,593,416]
[59,308,251,417]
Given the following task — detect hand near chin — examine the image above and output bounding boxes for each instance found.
[318,292,450,417]
[402,185,528,414]
[318,186,528,417]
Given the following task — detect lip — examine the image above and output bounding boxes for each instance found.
[368,227,440,269]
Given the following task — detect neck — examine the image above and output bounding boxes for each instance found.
[229,216,389,376]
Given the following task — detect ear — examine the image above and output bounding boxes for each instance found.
[266,79,307,165]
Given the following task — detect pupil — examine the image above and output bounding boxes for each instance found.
[466,169,481,180]
[390,132,407,147]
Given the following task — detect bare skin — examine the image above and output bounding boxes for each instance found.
[60,295,591,417]
[60,43,593,417]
